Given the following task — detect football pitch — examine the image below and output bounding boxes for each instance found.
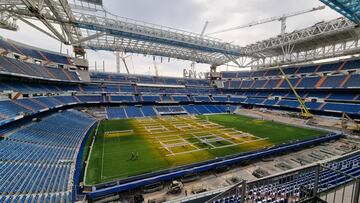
[84,114,325,185]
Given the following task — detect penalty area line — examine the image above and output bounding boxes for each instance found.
[101,129,105,180]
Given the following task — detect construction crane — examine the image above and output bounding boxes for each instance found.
[208,5,324,119]
[115,52,132,74]
[186,21,209,79]
[278,67,313,119]
[153,57,159,77]
[201,21,209,36]
[208,6,325,36]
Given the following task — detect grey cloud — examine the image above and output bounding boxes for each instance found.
[103,0,207,31]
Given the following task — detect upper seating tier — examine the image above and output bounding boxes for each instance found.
[0,56,80,82]
[0,38,70,65]
[90,72,210,87]
[221,59,360,79]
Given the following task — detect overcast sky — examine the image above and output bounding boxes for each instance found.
[0,0,340,77]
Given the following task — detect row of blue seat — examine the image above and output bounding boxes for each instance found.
[155,106,186,113]
[0,110,95,202]
[229,91,360,101]
[212,152,360,203]
[1,79,358,103]
[0,56,78,82]
[1,80,358,105]
[106,106,147,119]
[106,105,236,119]
[90,72,210,86]
[0,192,73,203]
[0,80,216,95]
[0,94,359,127]
[223,74,360,89]
[221,59,360,78]
[182,105,235,115]
[0,38,70,65]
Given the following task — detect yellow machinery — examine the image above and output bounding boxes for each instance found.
[278,67,313,119]
[341,112,360,132]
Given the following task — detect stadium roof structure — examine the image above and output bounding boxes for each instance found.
[320,0,360,23]
[242,17,360,68]
[0,0,360,69]
[0,0,242,65]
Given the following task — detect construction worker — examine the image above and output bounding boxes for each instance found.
[131,152,135,161]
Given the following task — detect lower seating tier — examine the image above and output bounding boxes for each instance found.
[211,152,360,203]
[0,110,95,202]
[106,105,236,119]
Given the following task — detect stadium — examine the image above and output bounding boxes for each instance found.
[0,0,359,203]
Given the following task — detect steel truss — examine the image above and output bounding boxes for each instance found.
[0,0,82,43]
[245,39,360,69]
[70,2,242,65]
[0,0,360,69]
[320,0,360,23]
[240,18,360,69]
[0,10,18,30]
[83,36,229,65]
[0,0,242,65]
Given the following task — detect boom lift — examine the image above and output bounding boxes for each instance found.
[278,67,313,119]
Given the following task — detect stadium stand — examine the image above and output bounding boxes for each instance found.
[125,106,144,118]
[208,151,360,203]
[2,0,360,202]
[0,38,70,65]
[142,95,161,102]
[0,57,357,121]
[105,105,235,118]
[107,107,127,119]
[155,106,188,115]
[111,95,134,102]
[0,32,359,203]
[0,110,95,202]
[141,106,157,116]
[0,38,79,82]
[0,55,79,81]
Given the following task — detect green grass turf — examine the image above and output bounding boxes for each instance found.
[84,114,325,185]
[198,114,325,145]
[80,125,96,181]
[85,119,168,185]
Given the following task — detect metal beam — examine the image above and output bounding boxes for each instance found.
[74,15,242,56]
[21,0,69,43]
[320,0,360,23]
[0,11,18,30]
[72,32,104,45]
[1,0,360,69]
[83,36,229,65]
[16,14,60,40]
[243,18,357,55]
[247,38,360,69]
